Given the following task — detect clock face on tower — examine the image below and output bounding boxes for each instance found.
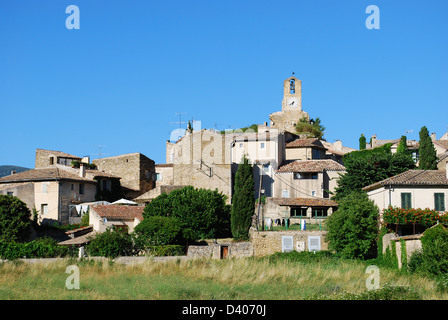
[287,97,299,108]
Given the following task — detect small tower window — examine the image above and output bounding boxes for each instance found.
[290,79,295,94]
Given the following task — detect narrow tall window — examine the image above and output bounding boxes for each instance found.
[435,193,445,211]
[401,193,412,209]
[79,183,85,195]
[289,79,295,94]
[41,204,48,215]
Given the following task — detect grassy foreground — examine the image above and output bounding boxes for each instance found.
[0,253,446,300]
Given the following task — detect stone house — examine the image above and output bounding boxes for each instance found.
[89,205,144,233]
[92,153,155,199]
[0,167,98,225]
[363,163,448,216]
[0,148,122,225]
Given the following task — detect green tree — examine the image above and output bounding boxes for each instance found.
[418,126,438,170]
[397,135,407,154]
[231,155,255,240]
[359,134,366,150]
[295,117,325,139]
[143,186,231,241]
[326,191,379,260]
[0,195,31,242]
[134,216,187,246]
[333,144,415,200]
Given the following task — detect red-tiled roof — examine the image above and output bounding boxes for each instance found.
[363,169,448,191]
[91,205,144,221]
[285,138,327,149]
[0,167,95,183]
[277,160,345,173]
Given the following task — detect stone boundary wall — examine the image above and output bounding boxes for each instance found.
[187,242,253,259]
[249,228,328,257]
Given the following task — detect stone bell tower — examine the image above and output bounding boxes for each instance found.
[269,76,309,133]
[282,76,302,111]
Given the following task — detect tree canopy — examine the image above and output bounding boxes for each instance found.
[333,143,415,200]
[143,186,231,241]
[295,117,325,139]
[0,195,31,242]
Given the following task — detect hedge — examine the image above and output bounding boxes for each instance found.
[0,238,76,260]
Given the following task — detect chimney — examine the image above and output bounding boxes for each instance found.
[431,132,436,142]
[82,156,90,164]
[79,163,86,178]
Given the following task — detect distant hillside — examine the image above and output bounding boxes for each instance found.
[0,165,31,178]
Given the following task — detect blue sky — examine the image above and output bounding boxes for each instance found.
[1,0,447,168]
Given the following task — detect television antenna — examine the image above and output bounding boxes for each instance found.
[169,112,187,131]
[92,145,110,172]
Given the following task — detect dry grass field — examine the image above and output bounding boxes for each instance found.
[1,253,447,300]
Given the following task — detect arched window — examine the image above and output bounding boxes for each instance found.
[290,79,295,94]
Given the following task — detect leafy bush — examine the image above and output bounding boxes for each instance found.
[143,186,231,241]
[326,191,379,260]
[86,228,134,258]
[408,225,448,277]
[0,195,31,242]
[134,216,188,246]
[143,245,185,256]
[0,237,76,260]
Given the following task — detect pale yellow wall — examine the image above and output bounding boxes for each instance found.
[367,186,448,212]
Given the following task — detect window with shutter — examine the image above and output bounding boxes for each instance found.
[401,193,412,209]
[435,193,445,211]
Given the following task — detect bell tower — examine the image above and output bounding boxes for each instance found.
[282,76,302,111]
[269,75,309,133]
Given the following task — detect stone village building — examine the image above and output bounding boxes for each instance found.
[152,76,355,226]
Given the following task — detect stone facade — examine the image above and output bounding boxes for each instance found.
[93,153,155,199]
[187,242,254,259]
[166,130,232,202]
[35,149,82,169]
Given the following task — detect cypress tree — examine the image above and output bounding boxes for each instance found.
[397,135,407,154]
[418,126,438,170]
[359,134,366,150]
[231,155,255,240]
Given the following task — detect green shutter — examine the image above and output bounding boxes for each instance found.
[435,193,445,211]
[401,193,412,209]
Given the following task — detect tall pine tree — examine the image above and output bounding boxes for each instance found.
[418,126,438,170]
[231,155,255,240]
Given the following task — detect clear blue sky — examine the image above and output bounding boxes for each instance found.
[1,0,447,168]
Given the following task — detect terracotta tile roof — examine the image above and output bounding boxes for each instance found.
[0,167,95,183]
[91,205,144,221]
[277,160,346,173]
[363,169,448,191]
[285,138,327,150]
[268,197,338,207]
